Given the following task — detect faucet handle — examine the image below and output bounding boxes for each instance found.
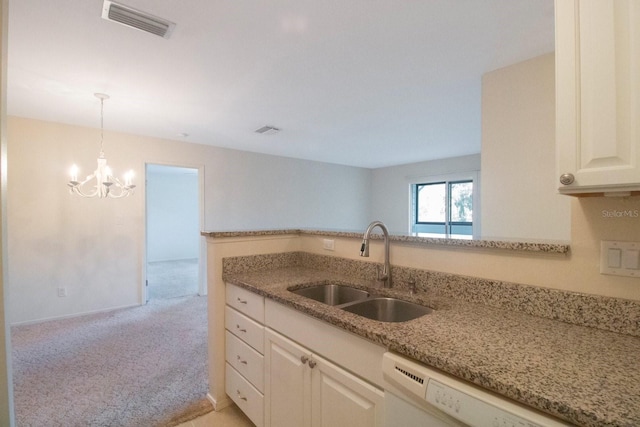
[360,239,369,256]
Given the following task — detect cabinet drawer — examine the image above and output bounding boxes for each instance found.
[226,283,265,322]
[226,306,264,353]
[226,362,264,427]
[226,331,264,392]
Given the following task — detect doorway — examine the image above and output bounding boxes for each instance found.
[145,164,201,302]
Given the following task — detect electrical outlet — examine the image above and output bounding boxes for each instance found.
[323,239,335,251]
[57,287,67,297]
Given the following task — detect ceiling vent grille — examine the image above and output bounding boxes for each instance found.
[255,125,281,135]
[102,1,176,39]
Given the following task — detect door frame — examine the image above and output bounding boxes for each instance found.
[142,161,206,304]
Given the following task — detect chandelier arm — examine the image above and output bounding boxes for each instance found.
[77,173,96,186]
[106,189,135,199]
[105,177,136,198]
[69,184,99,198]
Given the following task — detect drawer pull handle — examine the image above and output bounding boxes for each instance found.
[236,324,247,333]
[300,355,309,364]
[236,389,247,401]
[308,359,317,369]
[237,297,248,304]
[237,355,247,365]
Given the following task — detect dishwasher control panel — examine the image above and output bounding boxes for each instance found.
[427,378,542,427]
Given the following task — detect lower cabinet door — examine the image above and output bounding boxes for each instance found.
[265,328,384,427]
[311,356,384,427]
[265,329,311,427]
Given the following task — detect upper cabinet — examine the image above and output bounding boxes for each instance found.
[556,0,640,196]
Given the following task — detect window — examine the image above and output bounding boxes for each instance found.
[411,179,474,237]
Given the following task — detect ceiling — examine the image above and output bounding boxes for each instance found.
[7,0,555,168]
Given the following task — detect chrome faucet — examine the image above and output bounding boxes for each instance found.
[360,221,392,288]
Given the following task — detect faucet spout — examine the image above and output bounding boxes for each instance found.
[360,221,392,288]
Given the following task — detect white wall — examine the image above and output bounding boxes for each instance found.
[7,117,371,324]
[370,154,481,234]
[481,53,571,241]
[146,166,199,262]
[370,54,572,243]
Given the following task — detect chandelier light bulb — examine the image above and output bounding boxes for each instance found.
[70,164,79,183]
[124,170,134,186]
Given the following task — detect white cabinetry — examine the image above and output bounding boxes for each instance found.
[225,284,385,427]
[225,284,265,426]
[264,299,385,427]
[556,0,640,195]
[265,329,384,427]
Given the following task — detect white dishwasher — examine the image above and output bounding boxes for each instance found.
[382,352,572,427]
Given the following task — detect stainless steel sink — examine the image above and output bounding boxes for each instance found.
[341,297,432,322]
[290,283,370,306]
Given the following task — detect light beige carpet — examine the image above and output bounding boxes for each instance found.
[12,295,209,427]
[147,259,199,301]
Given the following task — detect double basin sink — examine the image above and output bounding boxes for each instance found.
[289,282,432,322]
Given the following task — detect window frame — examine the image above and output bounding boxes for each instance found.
[408,171,480,239]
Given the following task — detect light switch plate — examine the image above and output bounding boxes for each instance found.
[600,241,640,278]
[607,248,622,268]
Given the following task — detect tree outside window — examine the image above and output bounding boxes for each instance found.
[413,180,473,237]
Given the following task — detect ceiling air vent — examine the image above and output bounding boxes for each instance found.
[102,1,176,39]
[255,125,281,136]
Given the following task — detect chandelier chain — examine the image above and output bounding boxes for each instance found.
[100,96,104,155]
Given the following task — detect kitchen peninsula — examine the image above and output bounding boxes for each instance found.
[203,229,640,427]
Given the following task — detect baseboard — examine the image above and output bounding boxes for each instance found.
[11,303,141,327]
[207,392,232,411]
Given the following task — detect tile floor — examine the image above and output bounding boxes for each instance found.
[175,404,254,427]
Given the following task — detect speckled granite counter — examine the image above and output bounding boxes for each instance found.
[223,257,640,427]
[202,228,570,254]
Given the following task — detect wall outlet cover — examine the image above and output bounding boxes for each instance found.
[323,239,335,251]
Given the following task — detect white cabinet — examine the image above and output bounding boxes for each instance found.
[225,284,385,427]
[264,329,384,427]
[225,284,265,427]
[556,0,640,195]
[264,329,309,427]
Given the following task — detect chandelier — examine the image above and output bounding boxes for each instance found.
[67,93,135,198]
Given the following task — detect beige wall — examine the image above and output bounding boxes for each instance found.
[313,50,640,300]
[476,53,640,299]
[0,0,14,423]
[7,117,371,324]
[481,53,571,241]
[371,53,572,243]
[301,196,640,300]
[370,154,481,235]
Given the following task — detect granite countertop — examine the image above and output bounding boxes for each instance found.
[202,228,570,254]
[224,266,640,427]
